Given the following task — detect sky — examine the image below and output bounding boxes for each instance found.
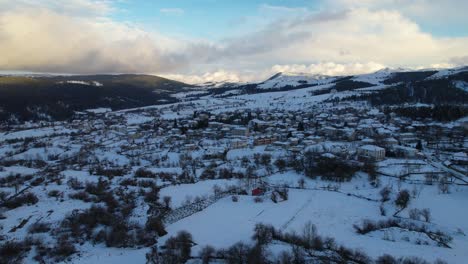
[0,0,467,83]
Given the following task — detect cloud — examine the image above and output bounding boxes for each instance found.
[160,8,184,16]
[327,0,468,32]
[195,7,468,70]
[163,70,248,84]
[163,62,387,84]
[0,4,189,74]
[450,56,468,67]
[271,62,386,76]
[0,0,114,17]
[0,0,467,79]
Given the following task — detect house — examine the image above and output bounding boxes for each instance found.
[322,126,338,137]
[252,188,264,196]
[357,124,374,137]
[231,127,249,137]
[230,139,248,149]
[398,133,418,145]
[383,137,398,147]
[183,144,198,151]
[358,145,386,161]
[451,152,468,165]
[254,136,277,146]
[393,145,418,158]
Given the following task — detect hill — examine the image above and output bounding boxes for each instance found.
[0,74,193,121]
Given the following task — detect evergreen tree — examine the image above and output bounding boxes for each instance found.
[297,121,304,131]
[416,140,423,150]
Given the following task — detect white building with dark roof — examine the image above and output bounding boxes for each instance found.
[358,145,386,161]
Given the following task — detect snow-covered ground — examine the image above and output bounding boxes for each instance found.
[1,67,467,263]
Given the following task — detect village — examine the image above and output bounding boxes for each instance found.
[0,95,467,263]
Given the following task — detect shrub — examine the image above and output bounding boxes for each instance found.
[200,245,216,264]
[52,236,76,260]
[398,256,430,264]
[0,240,31,263]
[144,186,160,204]
[354,219,378,234]
[409,208,421,221]
[134,168,157,178]
[30,177,45,186]
[380,186,392,202]
[120,178,137,186]
[67,177,83,190]
[95,167,126,177]
[380,204,387,216]
[394,189,410,216]
[0,191,9,202]
[28,222,51,233]
[304,156,359,182]
[254,197,263,203]
[278,250,293,264]
[224,242,250,264]
[48,190,62,199]
[85,178,109,197]
[3,192,39,209]
[69,191,92,202]
[421,208,431,223]
[161,231,193,263]
[62,205,113,238]
[163,196,172,209]
[200,168,216,180]
[105,222,130,247]
[145,217,167,237]
[231,195,239,202]
[252,223,274,245]
[247,244,269,264]
[138,180,155,188]
[274,158,287,172]
[298,178,306,189]
[291,245,306,264]
[353,218,452,248]
[438,177,450,194]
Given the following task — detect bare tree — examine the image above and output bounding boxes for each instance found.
[199,245,215,264]
[394,189,410,217]
[298,178,306,189]
[163,196,172,209]
[438,176,450,194]
[421,208,431,223]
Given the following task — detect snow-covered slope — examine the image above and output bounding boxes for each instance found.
[427,66,468,80]
[351,68,401,85]
[257,72,336,90]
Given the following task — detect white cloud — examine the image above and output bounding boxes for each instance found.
[200,7,468,71]
[0,4,189,74]
[163,62,387,84]
[0,0,115,17]
[162,70,258,84]
[271,62,386,76]
[450,56,468,67]
[328,0,468,22]
[160,8,184,16]
[0,0,466,80]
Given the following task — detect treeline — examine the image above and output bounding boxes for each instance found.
[311,80,373,96]
[0,75,182,122]
[383,105,468,121]
[383,71,438,85]
[145,223,448,264]
[369,78,468,105]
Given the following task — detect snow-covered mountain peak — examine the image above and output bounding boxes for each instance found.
[258,72,335,89]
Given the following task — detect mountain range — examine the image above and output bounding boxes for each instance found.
[1,66,467,122]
